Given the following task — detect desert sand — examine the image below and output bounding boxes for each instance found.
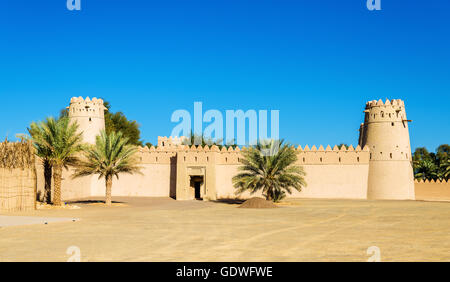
[0,197,449,262]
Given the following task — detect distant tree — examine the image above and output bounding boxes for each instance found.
[436,144,449,163]
[105,111,143,146]
[414,159,440,181]
[412,147,431,162]
[73,131,142,206]
[181,131,236,150]
[232,140,307,202]
[413,145,450,181]
[337,143,349,150]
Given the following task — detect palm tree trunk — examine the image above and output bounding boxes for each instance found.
[105,175,113,206]
[43,160,52,204]
[266,187,273,202]
[53,164,63,206]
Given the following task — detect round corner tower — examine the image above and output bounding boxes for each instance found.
[68,97,107,144]
[359,99,415,200]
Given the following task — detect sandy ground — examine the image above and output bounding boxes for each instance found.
[0,197,449,262]
[0,215,78,227]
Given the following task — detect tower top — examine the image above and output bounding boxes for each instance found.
[158,136,188,148]
[69,96,106,106]
[68,96,107,119]
[68,97,107,144]
[365,99,405,109]
[363,98,408,124]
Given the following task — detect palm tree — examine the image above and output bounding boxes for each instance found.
[413,159,440,181]
[232,139,307,202]
[29,117,84,205]
[72,130,142,206]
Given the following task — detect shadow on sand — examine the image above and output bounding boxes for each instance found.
[211,198,246,205]
[66,200,126,205]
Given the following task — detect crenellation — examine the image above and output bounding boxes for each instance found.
[415,179,448,184]
[157,136,187,148]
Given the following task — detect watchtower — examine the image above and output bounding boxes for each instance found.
[359,99,415,200]
[68,97,107,144]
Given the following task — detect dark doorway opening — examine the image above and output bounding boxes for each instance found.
[194,181,201,199]
[190,175,204,200]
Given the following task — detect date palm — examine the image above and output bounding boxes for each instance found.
[73,130,142,206]
[414,159,440,181]
[442,159,450,179]
[29,117,84,206]
[232,140,306,202]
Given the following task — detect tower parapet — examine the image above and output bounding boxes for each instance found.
[68,97,107,144]
[158,136,188,149]
[360,99,415,200]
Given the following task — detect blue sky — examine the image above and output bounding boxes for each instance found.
[0,0,449,151]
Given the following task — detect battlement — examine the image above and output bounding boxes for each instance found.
[135,144,370,166]
[68,96,107,118]
[295,144,370,165]
[363,99,408,124]
[158,136,188,148]
[414,179,449,184]
[365,99,405,109]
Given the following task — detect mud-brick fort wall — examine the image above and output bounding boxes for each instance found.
[212,145,370,200]
[43,141,371,201]
[415,180,450,201]
[37,148,177,201]
[95,148,177,198]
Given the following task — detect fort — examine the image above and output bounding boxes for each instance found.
[33,96,423,202]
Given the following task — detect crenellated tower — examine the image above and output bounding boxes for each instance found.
[359,99,415,200]
[68,97,107,144]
